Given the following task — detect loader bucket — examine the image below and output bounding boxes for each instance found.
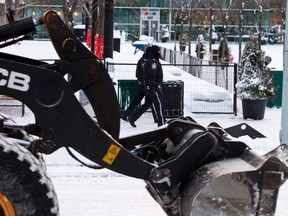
[180,143,288,216]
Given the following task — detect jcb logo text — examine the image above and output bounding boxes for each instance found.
[0,68,30,91]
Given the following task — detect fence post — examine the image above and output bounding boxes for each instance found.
[21,103,25,117]
[233,63,238,116]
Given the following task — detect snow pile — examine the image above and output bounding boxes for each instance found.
[237,135,277,155]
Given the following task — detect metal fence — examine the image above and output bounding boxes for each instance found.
[0,57,236,117]
[107,61,237,115]
[0,96,25,116]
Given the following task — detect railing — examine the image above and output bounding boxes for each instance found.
[106,61,237,115]
[0,57,236,116]
[0,96,25,117]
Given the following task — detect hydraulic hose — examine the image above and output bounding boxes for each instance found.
[0,16,36,42]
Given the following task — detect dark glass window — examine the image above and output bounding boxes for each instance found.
[115,8,140,24]
[115,0,170,7]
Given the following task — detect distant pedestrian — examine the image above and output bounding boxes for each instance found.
[121,47,157,122]
[128,45,165,127]
[218,37,229,62]
[195,34,206,60]
[218,37,230,69]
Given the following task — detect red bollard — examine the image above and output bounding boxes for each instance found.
[86,29,91,48]
[94,34,103,59]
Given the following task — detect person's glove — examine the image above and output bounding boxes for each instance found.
[146,85,156,98]
[157,84,163,95]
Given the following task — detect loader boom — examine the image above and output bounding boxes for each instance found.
[0,10,157,179]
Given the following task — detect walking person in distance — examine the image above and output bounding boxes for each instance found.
[127,45,165,127]
[121,46,157,123]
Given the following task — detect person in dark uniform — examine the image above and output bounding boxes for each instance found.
[121,47,157,122]
[127,45,165,127]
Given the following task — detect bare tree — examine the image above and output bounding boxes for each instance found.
[62,0,79,31]
[280,1,286,44]
[171,0,206,55]
[171,0,189,53]
[186,0,202,55]
[214,0,235,41]
[4,0,24,21]
[237,1,246,63]
[81,0,105,35]
[80,0,106,53]
[253,0,269,50]
[231,0,248,63]
[208,0,217,58]
[5,0,13,13]
[270,0,286,43]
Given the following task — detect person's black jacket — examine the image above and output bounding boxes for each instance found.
[143,57,163,91]
[135,53,148,85]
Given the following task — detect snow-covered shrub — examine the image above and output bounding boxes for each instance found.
[235,38,275,100]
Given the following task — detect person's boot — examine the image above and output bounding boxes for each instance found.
[121,115,128,121]
[127,116,136,127]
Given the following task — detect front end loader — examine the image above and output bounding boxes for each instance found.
[0,10,287,216]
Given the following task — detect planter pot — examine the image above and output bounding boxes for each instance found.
[242,99,267,120]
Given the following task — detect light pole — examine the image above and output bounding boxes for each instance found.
[238,1,245,63]
[169,0,172,41]
[104,0,114,59]
[254,0,264,50]
[180,0,185,53]
[209,0,214,60]
[280,0,288,145]
[91,0,98,54]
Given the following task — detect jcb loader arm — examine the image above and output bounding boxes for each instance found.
[0,10,287,216]
[0,10,157,179]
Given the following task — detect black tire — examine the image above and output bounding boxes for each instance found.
[0,136,59,216]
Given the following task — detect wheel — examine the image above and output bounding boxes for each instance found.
[0,136,59,216]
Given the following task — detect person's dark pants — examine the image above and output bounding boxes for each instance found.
[123,83,157,122]
[129,87,165,126]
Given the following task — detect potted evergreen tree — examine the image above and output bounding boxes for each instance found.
[235,38,275,120]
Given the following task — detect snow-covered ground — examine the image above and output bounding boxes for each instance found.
[1,39,287,215]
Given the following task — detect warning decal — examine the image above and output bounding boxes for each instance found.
[102,144,121,165]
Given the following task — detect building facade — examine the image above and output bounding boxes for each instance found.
[113,1,285,41]
[0,0,285,41]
